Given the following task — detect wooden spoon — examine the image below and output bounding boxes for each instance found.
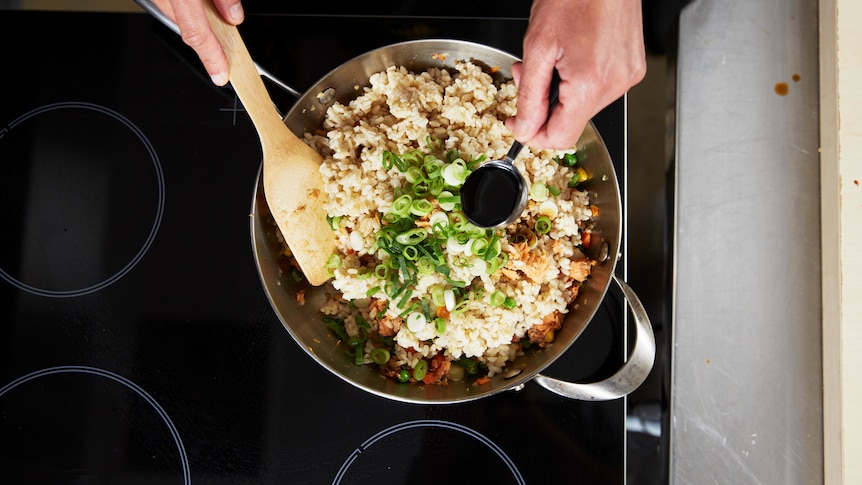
[203,3,334,286]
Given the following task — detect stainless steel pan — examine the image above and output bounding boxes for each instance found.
[249,39,655,403]
[131,1,656,402]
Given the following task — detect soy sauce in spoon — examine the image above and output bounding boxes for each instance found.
[461,69,561,228]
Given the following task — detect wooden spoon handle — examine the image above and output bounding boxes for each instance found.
[201,1,334,287]
[202,2,290,150]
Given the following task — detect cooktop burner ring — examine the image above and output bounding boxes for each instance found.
[0,365,191,484]
[0,101,165,298]
[334,419,526,484]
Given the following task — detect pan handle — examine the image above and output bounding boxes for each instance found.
[133,0,302,98]
[533,274,656,400]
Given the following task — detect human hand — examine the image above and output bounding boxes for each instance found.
[506,0,646,149]
[151,0,245,86]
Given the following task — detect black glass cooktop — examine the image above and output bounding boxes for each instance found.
[0,9,646,484]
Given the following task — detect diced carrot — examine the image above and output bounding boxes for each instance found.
[476,376,491,385]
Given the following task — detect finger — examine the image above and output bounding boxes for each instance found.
[504,62,522,134]
[510,61,523,87]
[213,0,244,25]
[530,75,596,150]
[529,106,590,150]
[150,0,175,21]
[170,0,230,85]
[506,45,559,142]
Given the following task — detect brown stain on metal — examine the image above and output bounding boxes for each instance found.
[792,73,801,82]
[774,82,789,96]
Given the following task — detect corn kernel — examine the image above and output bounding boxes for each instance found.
[576,167,588,182]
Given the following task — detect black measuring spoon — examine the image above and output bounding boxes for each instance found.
[460,69,561,228]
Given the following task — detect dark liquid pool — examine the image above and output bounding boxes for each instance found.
[461,167,522,227]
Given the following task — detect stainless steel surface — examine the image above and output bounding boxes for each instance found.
[252,39,654,403]
[534,274,656,400]
[672,0,822,482]
[132,0,302,98]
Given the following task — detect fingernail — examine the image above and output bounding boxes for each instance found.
[509,117,526,138]
[229,3,244,23]
[211,71,229,86]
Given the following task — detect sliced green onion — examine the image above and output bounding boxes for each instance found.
[437,191,459,211]
[354,343,364,365]
[413,359,429,381]
[384,280,399,298]
[503,296,517,309]
[547,184,561,197]
[448,211,470,232]
[410,198,434,217]
[326,215,343,231]
[468,257,487,275]
[431,286,446,307]
[416,256,435,275]
[289,267,305,282]
[455,357,479,375]
[486,252,509,274]
[482,235,500,261]
[406,312,427,332]
[396,290,414,310]
[441,159,469,187]
[412,179,430,196]
[324,317,349,342]
[383,151,407,171]
[447,234,470,254]
[451,298,470,315]
[399,301,419,317]
[377,300,390,317]
[370,347,391,365]
[402,245,419,261]
[405,166,424,183]
[530,181,549,201]
[429,212,449,231]
[443,289,456,311]
[427,177,445,197]
[490,290,506,307]
[374,264,390,280]
[466,153,487,169]
[366,285,381,297]
[446,278,467,288]
[535,216,552,235]
[425,135,443,151]
[395,228,428,245]
[470,238,489,258]
[400,150,422,167]
[424,157,444,179]
[434,317,447,334]
[325,254,341,275]
[391,194,413,217]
